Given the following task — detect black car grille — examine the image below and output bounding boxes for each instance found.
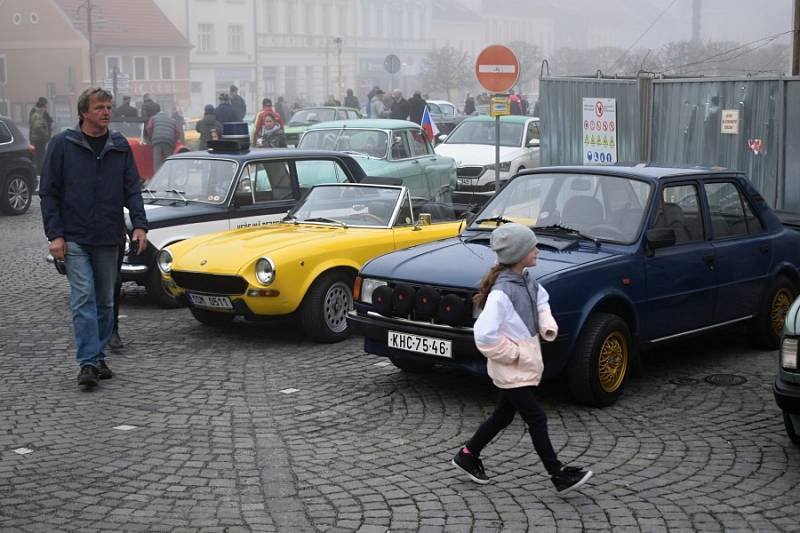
[171,271,248,295]
[369,282,477,328]
[457,166,485,178]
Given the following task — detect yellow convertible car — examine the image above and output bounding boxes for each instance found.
[159,182,464,342]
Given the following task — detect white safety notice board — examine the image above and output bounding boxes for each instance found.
[582,98,617,165]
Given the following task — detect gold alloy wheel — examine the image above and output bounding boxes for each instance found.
[771,288,793,336]
[598,331,628,393]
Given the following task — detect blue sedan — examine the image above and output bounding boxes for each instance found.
[348,165,800,407]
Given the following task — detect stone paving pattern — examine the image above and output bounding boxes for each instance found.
[1,200,799,532]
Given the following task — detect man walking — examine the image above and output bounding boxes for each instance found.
[113,96,138,119]
[230,85,247,121]
[28,97,53,175]
[145,110,180,173]
[39,87,148,388]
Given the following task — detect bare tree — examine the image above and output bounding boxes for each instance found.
[508,41,541,93]
[420,47,472,101]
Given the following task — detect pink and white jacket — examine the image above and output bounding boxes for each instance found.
[473,284,558,389]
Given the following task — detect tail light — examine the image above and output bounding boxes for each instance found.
[28,144,36,158]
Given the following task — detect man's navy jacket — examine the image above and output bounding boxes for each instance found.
[40,126,148,246]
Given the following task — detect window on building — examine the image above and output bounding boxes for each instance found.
[0,55,7,84]
[263,0,275,33]
[305,65,314,97]
[160,57,174,80]
[264,66,277,95]
[198,23,215,53]
[133,56,148,80]
[106,56,121,77]
[286,2,296,34]
[322,3,332,36]
[228,24,244,53]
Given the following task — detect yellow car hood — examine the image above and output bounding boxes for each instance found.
[171,223,380,274]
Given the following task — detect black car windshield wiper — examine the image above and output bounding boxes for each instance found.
[164,189,188,204]
[282,214,298,224]
[473,215,514,226]
[141,188,157,200]
[302,216,347,227]
[534,224,600,247]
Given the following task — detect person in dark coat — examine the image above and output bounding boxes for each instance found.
[390,90,409,120]
[140,93,160,121]
[214,93,239,124]
[343,88,360,111]
[407,91,427,124]
[29,97,54,175]
[230,85,247,121]
[255,115,287,148]
[113,96,138,119]
[464,93,476,115]
[196,105,223,150]
[276,96,289,123]
[39,86,148,388]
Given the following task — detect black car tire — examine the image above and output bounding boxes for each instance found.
[568,313,632,407]
[301,271,354,343]
[750,275,795,350]
[0,172,33,215]
[147,266,185,309]
[389,356,434,373]
[784,412,800,445]
[190,307,236,327]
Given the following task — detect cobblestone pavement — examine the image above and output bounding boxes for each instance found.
[2,201,800,532]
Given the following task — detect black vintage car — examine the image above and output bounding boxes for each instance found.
[0,116,37,215]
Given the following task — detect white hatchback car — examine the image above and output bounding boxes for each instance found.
[434,115,541,192]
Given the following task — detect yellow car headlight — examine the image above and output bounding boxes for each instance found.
[255,257,276,285]
[157,249,173,273]
[360,278,387,303]
[782,337,798,370]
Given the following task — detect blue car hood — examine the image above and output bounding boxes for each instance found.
[362,233,619,288]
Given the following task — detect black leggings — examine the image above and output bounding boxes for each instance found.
[466,386,561,475]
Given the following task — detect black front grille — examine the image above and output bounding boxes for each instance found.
[171,271,248,295]
[457,166,485,178]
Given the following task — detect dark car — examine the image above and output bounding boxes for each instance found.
[0,116,37,215]
[774,293,800,445]
[348,165,800,407]
[123,148,367,307]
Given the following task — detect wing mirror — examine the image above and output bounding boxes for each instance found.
[527,138,540,147]
[436,133,448,143]
[646,228,676,253]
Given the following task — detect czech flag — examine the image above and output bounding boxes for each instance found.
[421,105,439,142]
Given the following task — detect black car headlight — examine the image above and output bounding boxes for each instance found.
[255,257,276,285]
[782,337,798,370]
[360,278,388,303]
[157,249,173,273]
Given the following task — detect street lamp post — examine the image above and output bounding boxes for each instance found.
[76,0,98,85]
[334,36,343,103]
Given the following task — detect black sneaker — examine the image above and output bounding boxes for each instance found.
[551,465,593,494]
[108,331,124,351]
[451,449,490,484]
[98,360,113,380]
[78,365,99,387]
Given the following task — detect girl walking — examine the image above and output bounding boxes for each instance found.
[452,223,593,494]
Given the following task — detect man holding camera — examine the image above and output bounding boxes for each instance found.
[40,87,148,389]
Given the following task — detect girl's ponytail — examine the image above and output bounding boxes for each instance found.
[473,264,507,309]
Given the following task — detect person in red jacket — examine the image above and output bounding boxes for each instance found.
[252,98,284,144]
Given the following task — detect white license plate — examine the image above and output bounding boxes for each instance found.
[388,330,452,358]
[189,293,233,310]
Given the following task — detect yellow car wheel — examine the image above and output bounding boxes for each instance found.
[568,312,632,407]
[751,276,795,350]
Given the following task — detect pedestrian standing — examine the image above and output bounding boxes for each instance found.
[255,116,287,148]
[215,93,239,125]
[196,104,223,150]
[464,93,476,115]
[390,90,409,120]
[113,96,138,119]
[343,88,359,110]
[29,97,53,176]
[140,93,160,121]
[230,85,247,121]
[39,87,148,388]
[370,89,386,119]
[145,110,180,173]
[276,96,289,124]
[252,98,284,144]
[452,223,593,494]
[407,91,427,124]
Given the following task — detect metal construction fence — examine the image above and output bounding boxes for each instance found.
[539,75,800,212]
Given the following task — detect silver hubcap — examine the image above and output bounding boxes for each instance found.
[324,281,352,333]
[7,177,30,211]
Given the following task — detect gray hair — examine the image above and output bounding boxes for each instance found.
[77,87,113,118]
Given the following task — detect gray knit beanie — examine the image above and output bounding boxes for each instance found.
[490,223,538,265]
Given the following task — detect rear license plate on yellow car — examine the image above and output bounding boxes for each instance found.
[388,330,452,358]
[189,293,233,310]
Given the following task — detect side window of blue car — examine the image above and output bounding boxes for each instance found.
[704,181,765,238]
[655,184,704,244]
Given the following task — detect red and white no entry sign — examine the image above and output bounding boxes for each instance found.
[475,45,520,93]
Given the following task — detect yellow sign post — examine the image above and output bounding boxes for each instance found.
[489,95,511,117]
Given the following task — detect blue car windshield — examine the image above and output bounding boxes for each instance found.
[471,173,653,244]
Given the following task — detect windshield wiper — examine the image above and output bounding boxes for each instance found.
[164,189,188,204]
[474,215,514,226]
[282,214,298,224]
[141,188,157,200]
[534,224,600,247]
[302,216,347,227]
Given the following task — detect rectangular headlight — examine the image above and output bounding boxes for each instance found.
[360,278,387,303]
[782,337,798,370]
